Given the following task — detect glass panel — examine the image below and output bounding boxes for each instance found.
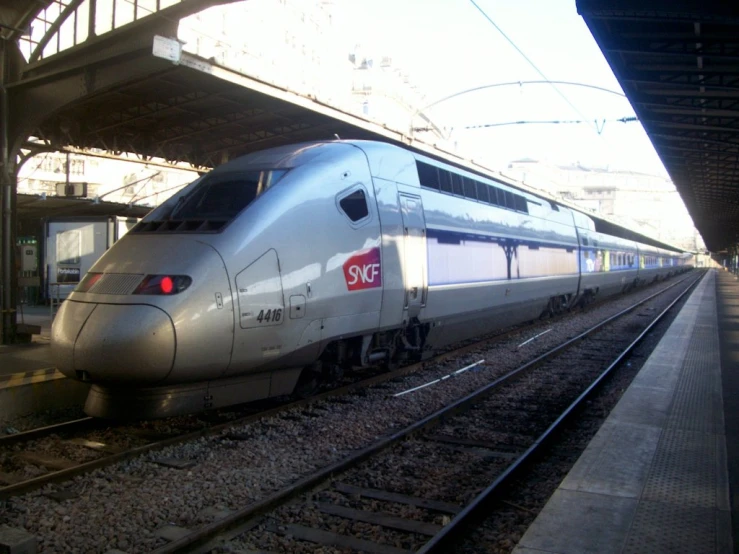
[504,190,514,209]
[451,173,464,196]
[476,181,490,203]
[438,170,452,193]
[115,0,136,27]
[463,177,477,200]
[416,162,439,190]
[95,0,114,35]
[170,169,287,222]
[57,230,81,264]
[339,189,369,222]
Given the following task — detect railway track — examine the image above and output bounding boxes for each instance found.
[140,271,702,554]
[2,275,690,503]
[0,325,527,499]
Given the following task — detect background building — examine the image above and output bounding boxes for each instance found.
[504,159,704,252]
[18,151,196,207]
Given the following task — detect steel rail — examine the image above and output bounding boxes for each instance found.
[416,271,704,553]
[0,416,97,446]
[0,309,536,500]
[154,272,702,554]
[0,278,581,496]
[0,272,697,500]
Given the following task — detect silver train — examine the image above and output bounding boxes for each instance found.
[51,140,693,419]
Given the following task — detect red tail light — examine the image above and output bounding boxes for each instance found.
[75,272,103,292]
[133,275,192,295]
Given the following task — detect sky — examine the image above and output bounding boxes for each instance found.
[335,0,668,177]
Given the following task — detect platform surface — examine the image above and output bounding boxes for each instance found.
[513,269,734,554]
[0,305,54,377]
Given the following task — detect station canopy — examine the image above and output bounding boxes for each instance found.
[1,0,725,254]
[578,0,739,252]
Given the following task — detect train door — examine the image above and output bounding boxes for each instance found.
[399,193,427,319]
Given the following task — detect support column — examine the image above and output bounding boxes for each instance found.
[0,38,16,344]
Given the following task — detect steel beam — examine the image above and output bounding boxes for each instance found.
[0,37,14,344]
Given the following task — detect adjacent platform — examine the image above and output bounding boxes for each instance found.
[0,305,54,377]
[0,306,88,421]
[513,269,734,553]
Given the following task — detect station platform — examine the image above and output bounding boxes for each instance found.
[0,305,54,377]
[0,306,88,422]
[513,268,736,554]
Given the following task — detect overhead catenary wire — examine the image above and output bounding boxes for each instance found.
[467,0,619,138]
[465,116,638,133]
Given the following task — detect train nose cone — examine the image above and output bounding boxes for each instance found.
[53,301,175,383]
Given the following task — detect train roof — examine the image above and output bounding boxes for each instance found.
[224,139,689,255]
[352,140,688,254]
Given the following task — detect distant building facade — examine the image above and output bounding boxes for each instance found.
[504,159,703,252]
[180,0,446,141]
[18,151,196,207]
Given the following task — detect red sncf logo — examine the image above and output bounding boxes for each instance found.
[343,247,382,291]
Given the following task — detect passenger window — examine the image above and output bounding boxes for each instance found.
[416,162,440,190]
[339,189,369,222]
[463,177,477,200]
[476,181,490,203]
[439,170,453,193]
[503,190,514,209]
[451,173,464,196]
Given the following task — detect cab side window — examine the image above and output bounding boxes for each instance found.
[338,188,370,224]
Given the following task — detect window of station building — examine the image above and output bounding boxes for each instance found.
[40,156,85,175]
[339,188,370,222]
[57,229,81,265]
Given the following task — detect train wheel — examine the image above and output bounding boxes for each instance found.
[293,363,321,398]
[540,298,555,319]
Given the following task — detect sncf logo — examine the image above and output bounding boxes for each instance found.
[343,247,382,291]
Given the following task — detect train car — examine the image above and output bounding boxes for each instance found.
[574,211,640,301]
[51,140,692,419]
[411,153,582,348]
[637,244,677,283]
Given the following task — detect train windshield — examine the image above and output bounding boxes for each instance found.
[170,169,288,221]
